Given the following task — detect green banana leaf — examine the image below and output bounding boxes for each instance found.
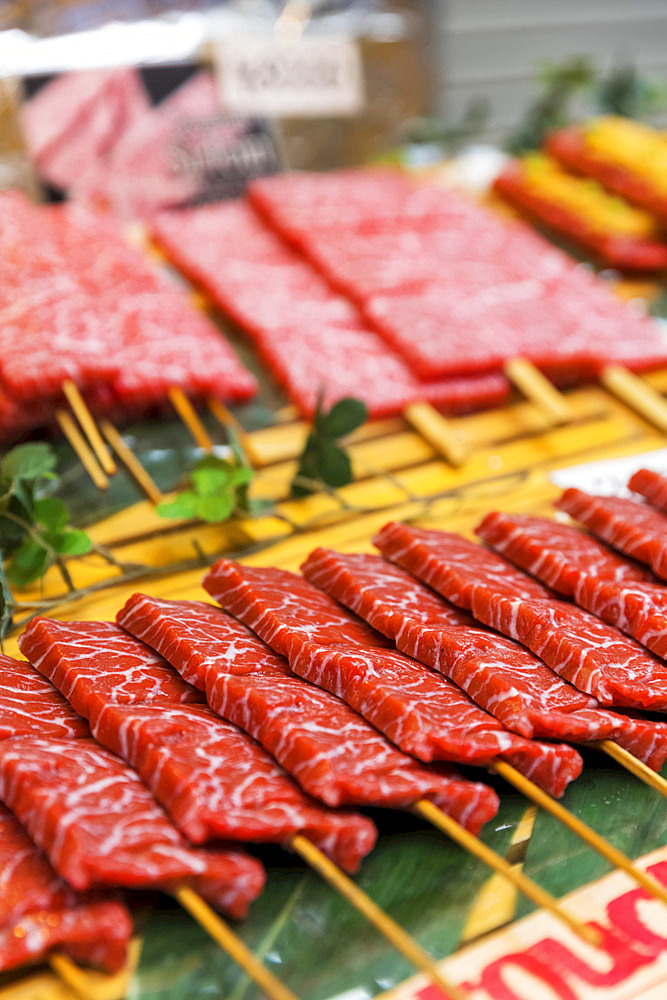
[129,758,667,1000]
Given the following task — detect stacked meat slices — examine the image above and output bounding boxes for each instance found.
[19,618,377,873]
[0,191,256,442]
[374,522,667,718]
[248,169,667,384]
[300,548,667,768]
[0,803,131,973]
[200,560,583,798]
[117,595,499,832]
[0,651,264,927]
[151,199,509,419]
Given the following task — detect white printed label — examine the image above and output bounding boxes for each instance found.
[216,37,364,118]
[549,447,667,496]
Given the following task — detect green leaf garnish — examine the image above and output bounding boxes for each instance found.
[291,395,366,497]
[157,447,256,526]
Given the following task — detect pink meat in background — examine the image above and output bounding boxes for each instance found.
[21,69,150,191]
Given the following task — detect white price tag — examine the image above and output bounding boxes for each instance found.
[216,37,364,118]
[550,447,667,497]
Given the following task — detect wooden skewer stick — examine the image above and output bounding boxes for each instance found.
[174,886,299,1000]
[404,402,469,467]
[55,410,109,491]
[492,760,667,906]
[414,800,600,948]
[49,953,102,1000]
[208,396,263,467]
[168,387,214,452]
[503,357,572,427]
[61,380,116,476]
[290,834,466,1000]
[600,364,667,433]
[100,419,164,506]
[598,740,667,800]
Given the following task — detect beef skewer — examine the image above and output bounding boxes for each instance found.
[117,594,605,946]
[0,801,131,984]
[248,169,667,431]
[629,468,667,513]
[136,580,600,944]
[475,510,667,801]
[19,618,463,999]
[374,522,667,712]
[557,487,667,582]
[372,521,667,907]
[202,562,582,798]
[301,546,667,772]
[0,652,301,1000]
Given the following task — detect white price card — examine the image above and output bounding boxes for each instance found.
[216,37,364,118]
[549,447,667,497]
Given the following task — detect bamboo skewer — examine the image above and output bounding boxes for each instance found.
[600,364,667,433]
[492,760,667,906]
[404,402,469,467]
[99,420,164,505]
[168,387,214,452]
[599,740,667,800]
[61,380,116,476]
[289,834,466,1000]
[208,397,263,467]
[49,953,100,1000]
[55,410,109,491]
[503,358,572,426]
[174,886,299,1000]
[413,800,600,948]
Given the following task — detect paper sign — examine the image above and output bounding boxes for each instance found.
[380,845,667,1000]
[549,447,667,497]
[217,36,364,118]
[167,113,281,204]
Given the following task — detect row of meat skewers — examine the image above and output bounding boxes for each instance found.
[4,469,667,1000]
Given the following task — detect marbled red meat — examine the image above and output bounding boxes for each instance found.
[374,522,667,713]
[19,619,376,873]
[152,199,509,418]
[0,653,89,740]
[118,594,499,834]
[477,510,667,661]
[0,736,264,917]
[72,72,220,221]
[249,170,667,382]
[300,548,667,771]
[629,468,667,513]
[0,803,131,972]
[21,69,150,192]
[0,191,256,440]
[201,562,582,797]
[0,650,264,916]
[557,487,667,581]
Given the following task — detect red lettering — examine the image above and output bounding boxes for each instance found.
[605,862,667,952]
[530,922,651,986]
[477,952,579,1000]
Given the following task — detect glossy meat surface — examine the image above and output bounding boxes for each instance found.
[119,594,498,833]
[20,618,375,872]
[375,522,667,715]
[202,563,582,798]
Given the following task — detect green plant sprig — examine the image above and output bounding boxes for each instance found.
[156,426,270,523]
[0,442,96,639]
[291,396,367,498]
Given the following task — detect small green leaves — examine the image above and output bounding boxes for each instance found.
[1,443,56,484]
[35,497,68,533]
[291,396,367,498]
[0,442,92,605]
[157,452,255,525]
[315,398,367,439]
